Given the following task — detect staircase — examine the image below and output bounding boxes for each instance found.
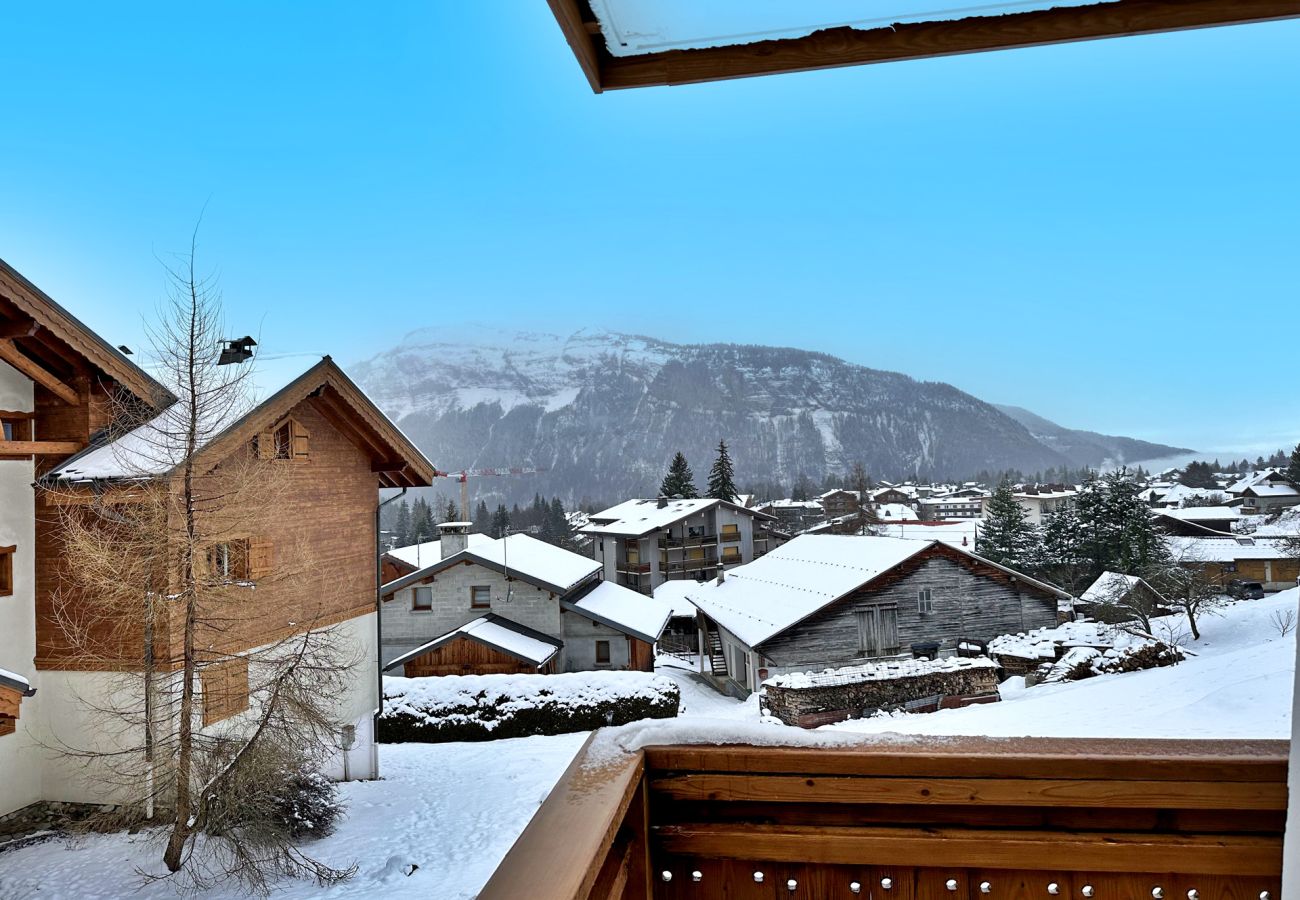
[706,629,728,677]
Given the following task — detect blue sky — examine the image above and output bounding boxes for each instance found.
[2,3,1297,456]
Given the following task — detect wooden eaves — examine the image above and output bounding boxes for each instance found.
[548,0,1300,92]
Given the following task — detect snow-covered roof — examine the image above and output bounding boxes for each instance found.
[1154,506,1241,522]
[46,355,433,487]
[1079,571,1150,606]
[684,535,933,647]
[1244,483,1300,498]
[875,503,918,521]
[1251,508,1300,538]
[877,520,980,548]
[383,614,562,671]
[1165,535,1292,562]
[765,655,996,689]
[563,581,673,643]
[1227,469,1285,495]
[383,533,601,597]
[581,497,770,537]
[0,666,34,695]
[652,579,703,618]
[386,533,494,569]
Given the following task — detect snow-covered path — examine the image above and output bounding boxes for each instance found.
[0,734,587,900]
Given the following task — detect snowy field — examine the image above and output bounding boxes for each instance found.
[4,593,1293,899]
[0,734,587,900]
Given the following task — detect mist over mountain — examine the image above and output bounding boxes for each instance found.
[351,328,1188,506]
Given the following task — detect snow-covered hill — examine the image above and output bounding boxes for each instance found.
[351,328,1186,504]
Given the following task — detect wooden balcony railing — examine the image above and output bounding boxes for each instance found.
[660,534,718,549]
[618,561,652,574]
[479,734,1286,900]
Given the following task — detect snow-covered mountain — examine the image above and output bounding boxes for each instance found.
[351,328,1186,504]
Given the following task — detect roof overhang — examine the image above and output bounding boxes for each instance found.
[549,0,1300,92]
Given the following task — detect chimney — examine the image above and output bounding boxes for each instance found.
[657,495,668,508]
[716,568,725,585]
[438,521,471,559]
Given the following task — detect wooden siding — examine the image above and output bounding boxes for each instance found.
[35,398,380,670]
[761,555,1058,670]
[403,635,555,677]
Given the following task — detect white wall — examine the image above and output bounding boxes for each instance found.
[382,563,563,669]
[0,359,40,818]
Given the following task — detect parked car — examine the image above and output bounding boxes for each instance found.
[1227,579,1266,600]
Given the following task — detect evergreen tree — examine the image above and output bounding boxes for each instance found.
[490,503,511,539]
[1039,505,1088,594]
[443,498,460,522]
[473,499,491,534]
[706,440,739,502]
[976,482,1039,571]
[1073,469,1168,578]
[660,452,698,499]
[392,498,412,547]
[1178,460,1218,489]
[1286,443,1300,486]
[410,497,435,544]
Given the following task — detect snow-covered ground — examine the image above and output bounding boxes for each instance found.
[0,734,587,900]
[6,595,1293,899]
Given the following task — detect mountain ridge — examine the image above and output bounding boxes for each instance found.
[351,328,1188,505]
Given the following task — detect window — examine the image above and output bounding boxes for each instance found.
[721,547,741,564]
[0,545,13,597]
[258,418,310,461]
[208,540,249,581]
[918,588,934,614]
[471,585,491,608]
[201,657,250,726]
[857,606,900,656]
[412,586,433,610]
[687,546,705,561]
[595,640,611,665]
[625,542,640,565]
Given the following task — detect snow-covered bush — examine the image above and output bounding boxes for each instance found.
[201,739,346,843]
[272,768,344,840]
[380,672,681,743]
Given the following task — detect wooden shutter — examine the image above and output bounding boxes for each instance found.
[290,420,310,460]
[256,430,275,459]
[201,657,250,726]
[880,607,899,653]
[248,536,273,581]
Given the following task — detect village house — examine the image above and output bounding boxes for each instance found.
[1076,570,1169,617]
[1229,469,1300,514]
[817,488,861,520]
[580,497,783,594]
[918,491,988,520]
[1166,535,1299,592]
[681,534,1070,696]
[0,259,433,820]
[380,522,671,676]
[982,485,1077,526]
[754,497,824,533]
[1153,506,1242,536]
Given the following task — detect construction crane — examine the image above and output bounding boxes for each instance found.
[432,466,546,521]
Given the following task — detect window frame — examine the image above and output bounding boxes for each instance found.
[918,588,935,614]
[412,585,433,611]
[470,585,492,609]
[0,545,13,597]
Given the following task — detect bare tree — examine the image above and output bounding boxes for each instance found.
[1144,547,1228,641]
[849,462,881,536]
[44,238,357,893]
[1271,607,1297,638]
[1086,575,1165,636]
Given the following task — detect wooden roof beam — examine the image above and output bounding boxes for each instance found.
[0,338,80,405]
[585,0,1300,90]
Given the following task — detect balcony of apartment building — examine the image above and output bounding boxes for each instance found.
[659,525,719,550]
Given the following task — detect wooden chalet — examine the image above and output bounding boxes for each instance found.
[683,535,1070,696]
[548,0,1300,92]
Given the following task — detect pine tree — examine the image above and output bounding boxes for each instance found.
[443,498,459,522]
[473,499,491,534]
[976,481,1039,571]
[1286,444,1300,486]
[392,499,412,547]
[410,497,435,544]
[660,452,698,499]
[1073,469,1168,578]
[706,440,739,502]
[490,503,511,539]
[1178,460,1218,489]
[1039,505,1088,593]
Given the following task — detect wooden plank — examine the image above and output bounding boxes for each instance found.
[0,338,80,405]
[478,737,644,900]
[546,0,604,93]
[0,440,84,457]
[648,773,1286,810]
[590,0,1300,91]
[643,739,1289,783]
[653,823,1283,876]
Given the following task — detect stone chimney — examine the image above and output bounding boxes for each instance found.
[438,521,471,559]
[657,495,668,508]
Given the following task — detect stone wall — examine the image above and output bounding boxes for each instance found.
[762,657,998,728]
